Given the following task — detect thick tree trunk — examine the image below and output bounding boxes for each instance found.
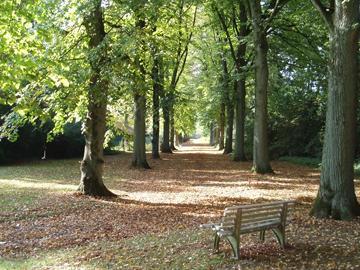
[151,53,162,159]
[233,5,248,162]
[161,94,172,153]
[132,17,150,169]
[78,1,115,197]
[310,0,360,220]
[218,102,225,150]
[132,92,150,168]
[233,79,246,161]
[249,0,273,173]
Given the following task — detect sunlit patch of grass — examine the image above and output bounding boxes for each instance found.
[0,186,40,213]
[0,179,77,191]
[0,248,87,270]
[0,159,80,183]
[0,159,80,213]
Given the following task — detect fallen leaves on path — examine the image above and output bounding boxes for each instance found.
[0,143,359,269]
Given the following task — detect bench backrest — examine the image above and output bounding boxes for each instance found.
[220,201,295,235]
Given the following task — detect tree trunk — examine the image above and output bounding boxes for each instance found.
[175,132,180,147]
[249,0,273,173]
[310,0,360,220]
[132,16,150,169]
[132,92,150,168]
[233,79,246,161]
[218,102,225,150]
[222,57,233,154]
[233,5,248,162]
[78,0,115,197]
[214,126,219,147]
[151,52,162,159]
[224,103,234,154]
[209,122,215,146]
[161,94,172,153]
[170,105,176,150]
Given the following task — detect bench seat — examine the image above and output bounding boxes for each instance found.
[200,200,295,259]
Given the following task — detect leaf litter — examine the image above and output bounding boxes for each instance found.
[0,143,359,269]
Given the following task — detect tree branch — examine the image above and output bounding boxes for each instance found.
[175,6,198,86]
[266,0,292,28]
[214,5,237,63]
[311,0,334,29]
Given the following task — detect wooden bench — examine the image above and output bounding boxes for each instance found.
[200,200,295,259]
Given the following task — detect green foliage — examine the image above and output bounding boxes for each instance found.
[279,156,321,168]
[0,0,356,167]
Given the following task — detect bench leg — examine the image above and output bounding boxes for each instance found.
[271,227,285,248]
[213,233,220,253]
[226,236,240,260]
[259,230,265,242]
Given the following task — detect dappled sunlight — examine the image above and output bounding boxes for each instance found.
[0,179,77,191]
[1,142,359,264]
[174,141,222,154]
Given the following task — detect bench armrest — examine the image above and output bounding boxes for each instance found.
[200,223,220,229]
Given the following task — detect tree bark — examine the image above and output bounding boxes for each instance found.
[78,0,115,197]
[209,122,215,146]
[170,105,176,150]
[222,57,234,154]
[175,131,180,147]
[218,102,225,150]
[161,93,172,153]
[233,79,246,161]
[132,92,150,168]
[249,0,273,173]
[151,51,162,159]
[310,0,360,220]
[224,103,234,154]
[233,4,248,162]
[132,16,150,169]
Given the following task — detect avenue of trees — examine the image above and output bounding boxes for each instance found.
[0,0,359,220]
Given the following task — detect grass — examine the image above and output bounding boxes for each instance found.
[278,156,321,168]
[0,187,40,213]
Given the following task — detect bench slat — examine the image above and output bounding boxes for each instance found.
[241,209,282,218]
[226,205,283,214]
[226,200,295,211]
[240,219,280,233]
[241,216,281,226]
